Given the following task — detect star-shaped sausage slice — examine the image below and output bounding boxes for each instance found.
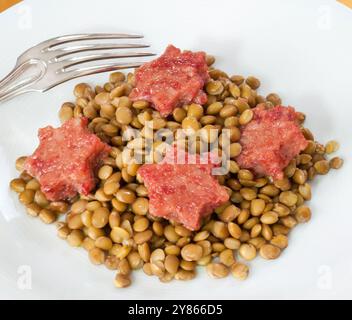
[129,45,209,116]
[236,105,308,180]
[138,147,229,230]
[24,117,111,201]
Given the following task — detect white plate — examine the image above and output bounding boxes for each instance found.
[0,0,351,300]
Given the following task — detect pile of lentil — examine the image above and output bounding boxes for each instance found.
[9,55,343,288]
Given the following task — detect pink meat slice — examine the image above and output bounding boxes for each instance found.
[129,45,209,116]
[138,147,229,230]
[24,117,111,201]
[236,105,308,180]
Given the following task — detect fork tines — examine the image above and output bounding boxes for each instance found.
[39,33,155,75]
[42,33,145,51]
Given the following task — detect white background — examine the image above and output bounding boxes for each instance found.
[0,0,351,299]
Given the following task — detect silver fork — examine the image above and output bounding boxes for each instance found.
[0,33,155,103]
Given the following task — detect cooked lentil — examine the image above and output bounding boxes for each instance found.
[231,262,249,280]
[114,274,131,288]
[295,206,311,223]
[239,243,256,261]
[330,157,343,169]
[259,244,281,260]
[206,263,229,278]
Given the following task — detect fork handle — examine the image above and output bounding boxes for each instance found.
[0,59,46,103]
